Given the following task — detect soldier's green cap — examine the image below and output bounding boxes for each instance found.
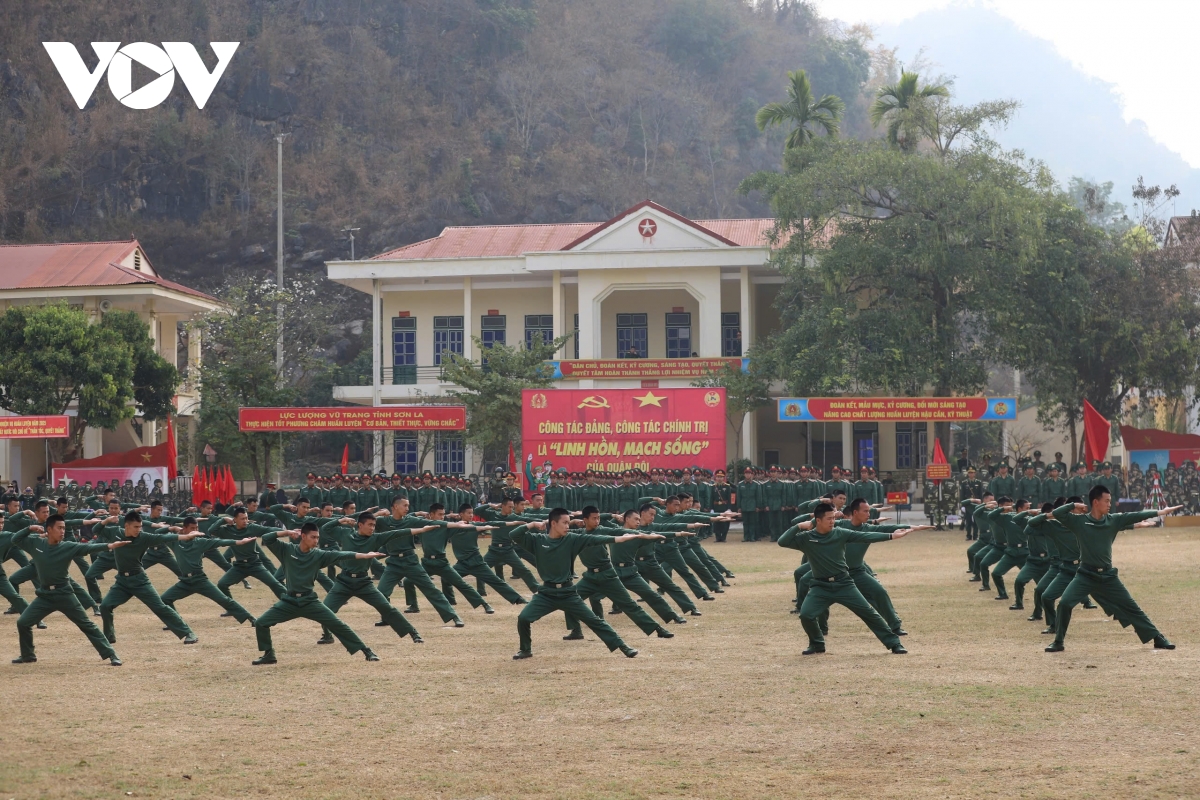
[1102,461,1112,469]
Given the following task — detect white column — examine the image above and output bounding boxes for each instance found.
[742,411,755,461]
[841,421,854,471]
[463,277,474,360]
[0,439,10,487]
[697,268,722,357]
[577,275,597,359]
[83,426,103,459]
[552,270,564,358]
[739,265,753,349]
[372,279,383,473]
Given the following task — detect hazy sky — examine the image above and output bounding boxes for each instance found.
[815,0,1200,168]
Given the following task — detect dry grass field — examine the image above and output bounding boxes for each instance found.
[4,525,1199,799]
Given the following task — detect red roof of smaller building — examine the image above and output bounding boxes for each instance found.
[371,201,782,261]
[0,240,216,301]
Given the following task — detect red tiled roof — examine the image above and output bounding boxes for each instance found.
[0,240,217,301]
[371,200,782,261]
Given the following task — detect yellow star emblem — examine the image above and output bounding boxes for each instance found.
[141,452,153,462]
[634,391,665,407]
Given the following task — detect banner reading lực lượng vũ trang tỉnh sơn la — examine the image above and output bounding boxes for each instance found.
[521,388,726,475]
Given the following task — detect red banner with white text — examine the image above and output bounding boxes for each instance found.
[521,388,726,474]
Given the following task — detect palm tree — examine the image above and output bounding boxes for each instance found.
[755,69,844,149]
[869,70,950,152]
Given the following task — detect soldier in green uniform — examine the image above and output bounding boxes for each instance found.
[959,468,984,539]
[1065,463,1093,500]
[562,506,687,641]
[210,509,288,600]
[316,511,424,645]
[1031,450,1046,476]
[325,474,352,510]
[778,502,915,655]
[444,504,528,605]
[372,496,461,626]
[987,499,1035,603]
[252,522,383,664]
[412,472,443,513]
[10,515,126,665]
[1041,465,1066,507]
[1048,452,1069,479]
[987,463,1016,503]
[1013,502,1055,616]
[544,470,572,510]
[963,493,995,585]
[98,511,200,646]
[509,508,657,660]
[758,466,786,541]
[417,503,498,615]
[633,504,703,617]
[735,467,762,542]
[576,470,605,511]
[976,497,1016,599]
[1094,462,1121,499]
[1015,464,1043,507]
[296,472,325,506]
[477,497,540,593]
[159,516,257,626]
[1045,487,1180,652]
[710,469,734,542]
[825,467,852,501]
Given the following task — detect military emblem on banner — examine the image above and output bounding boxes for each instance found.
[530,393,547,409]
[704,391,721,407]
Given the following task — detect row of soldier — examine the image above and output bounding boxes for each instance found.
[0,481,740,665]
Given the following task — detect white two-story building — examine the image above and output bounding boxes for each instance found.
[327,200,938,477]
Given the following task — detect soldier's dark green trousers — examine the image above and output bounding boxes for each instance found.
[217,560,285,599]
[742,511,758,542]
[484,544,540,593]
[322,574,416,639]
[422,556,487,609]
[100,572,194,642]
[765,509,786,541]
[799,575,901,650]
[1053,566,1162,645]
[990,551,1027,600]
[1014,556,1050,613]
[564,567,660,636]
[449,559,525,604]
[712,520,730,542]
[658,549,709,599]
[849,566,903,632]
[377,554,458,623]
[161,573,254,624]
[966,539,989,576]
[17,585,116,660]
[0,567,28,613]
[636,560,698,614]
[256,590,367,656]
[615,570,680,622]
[141,549,182,577]
[518,585,626,653]
[976,544,1004,589]
[681,548,721,592]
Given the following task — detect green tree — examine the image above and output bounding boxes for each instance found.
[984,195,1200,462]
[741,133,1050,446]
[195,277,341,486]
[755,69,844,150]
[869,70,949,152]
[0,304,178,461]
[691,361,771,460]
[441,335,571,465]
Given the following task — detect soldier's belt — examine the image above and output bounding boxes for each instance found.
[184,571,207,578]
[616,561,634,567]
[542,580,574,589]
[389,549,416,558]
[119,568,145,577]
[42,583,66,591]
[815,572,851,583]
[585,566,606,573]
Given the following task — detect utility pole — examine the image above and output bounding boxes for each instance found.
[275,132,289,375]
[341,226,361,261]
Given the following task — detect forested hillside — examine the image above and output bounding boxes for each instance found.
[0,0,884,288]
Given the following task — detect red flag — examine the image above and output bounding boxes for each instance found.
[218,465,229,504]
[165,417,179,481]
[340,443,350,476]
[191,463,201,506]
[1083,399,1110,469]
[203,466,214,504]
[227,466,237,504]
[930,436,949,485]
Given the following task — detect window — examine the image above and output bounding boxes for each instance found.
[392,317,416,384]
[666,312,692,359]
[764,449,780,467]
[721,312,742,357]
[480,314,506,348]
[525,314,554,349]
[573,313,579,359]
[435,434,465,474]
[617,313,648,359]
[854,422,878,472]
[895,422,928,469]
[433,316,463,365]
[394,433,418,474]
